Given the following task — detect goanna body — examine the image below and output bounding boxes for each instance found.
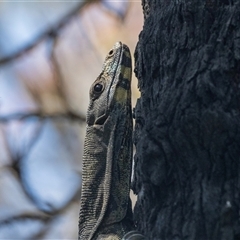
[78,42,145,240]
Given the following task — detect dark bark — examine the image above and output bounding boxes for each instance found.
[133,1,240,239]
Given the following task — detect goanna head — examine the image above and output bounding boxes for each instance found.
[86,42,132,127]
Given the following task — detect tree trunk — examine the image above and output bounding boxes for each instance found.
[132,0,240,239]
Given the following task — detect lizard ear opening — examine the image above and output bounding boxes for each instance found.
[95,114,108,125]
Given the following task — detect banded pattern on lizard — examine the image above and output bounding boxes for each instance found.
[78,42,145,240]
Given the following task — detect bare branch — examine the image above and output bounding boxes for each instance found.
[0,111,86,123]
[0,0,97,65]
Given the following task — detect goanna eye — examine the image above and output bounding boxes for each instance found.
[93,83,104,93]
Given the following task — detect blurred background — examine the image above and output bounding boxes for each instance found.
[0,1,143,239]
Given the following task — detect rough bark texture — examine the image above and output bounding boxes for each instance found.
[133,1,240,239]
